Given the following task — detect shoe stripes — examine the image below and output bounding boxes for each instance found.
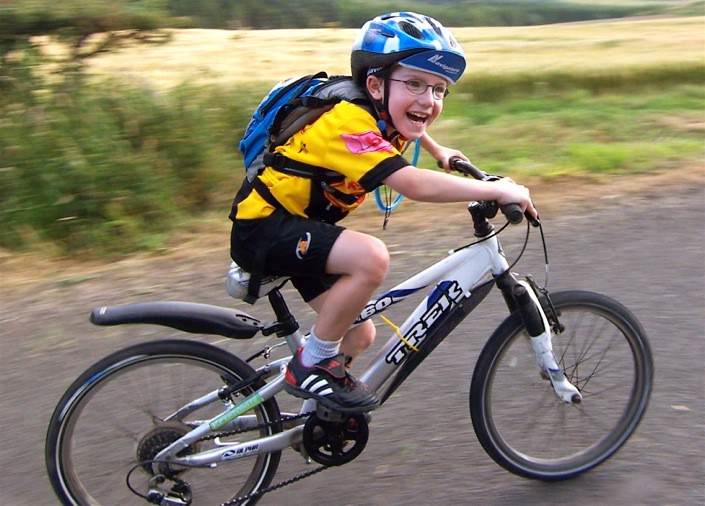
[284,348,379,413]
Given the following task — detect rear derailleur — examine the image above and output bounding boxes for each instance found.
[146,475,192,505]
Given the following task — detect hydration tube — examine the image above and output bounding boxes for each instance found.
[374,138,420,213]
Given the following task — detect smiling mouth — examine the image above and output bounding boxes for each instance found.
[407,112,428,125]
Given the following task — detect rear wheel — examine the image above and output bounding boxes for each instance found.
[470,290,652,480]
[46,339,281,505]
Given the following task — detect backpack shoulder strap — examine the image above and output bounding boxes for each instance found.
[268,71,328,145]
[273,76,374,149]
[261,75,374,208]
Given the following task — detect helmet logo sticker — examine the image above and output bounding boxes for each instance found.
[296,232,312,259]
[341,131,394,155]
[427,54,461,77]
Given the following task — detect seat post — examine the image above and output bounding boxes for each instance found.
[266,290,300,337]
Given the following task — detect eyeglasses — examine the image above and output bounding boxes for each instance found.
[388,78,449,100]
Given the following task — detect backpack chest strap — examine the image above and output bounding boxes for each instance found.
[262,152,360,206]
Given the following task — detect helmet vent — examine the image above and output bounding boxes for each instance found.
[399,21,423,40]
[425,16,444,38]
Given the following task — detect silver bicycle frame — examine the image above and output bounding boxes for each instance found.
[155,232,579,469]
[357,234,508,390]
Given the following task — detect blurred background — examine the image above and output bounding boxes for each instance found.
[1,2,704,504]
[1,0,703,259]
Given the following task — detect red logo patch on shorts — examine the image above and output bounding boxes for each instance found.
[341,131,393,154]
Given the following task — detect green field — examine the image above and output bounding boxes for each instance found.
[2,17,704,256]
[87,17,704,87]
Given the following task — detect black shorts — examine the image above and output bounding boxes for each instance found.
[231,211,345,302]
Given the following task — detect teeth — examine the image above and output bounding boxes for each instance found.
[408,113,427,123]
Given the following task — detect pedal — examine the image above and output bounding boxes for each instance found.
[315,403,348,422]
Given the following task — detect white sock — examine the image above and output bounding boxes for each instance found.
[300,326,341,367]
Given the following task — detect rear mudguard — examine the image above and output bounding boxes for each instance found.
[90,302,261,339]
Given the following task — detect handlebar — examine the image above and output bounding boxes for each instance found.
[443,157,540,227]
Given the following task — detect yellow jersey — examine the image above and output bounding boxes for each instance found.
[233,101,409,223]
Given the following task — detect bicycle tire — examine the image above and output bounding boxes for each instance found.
[46,339,282,505]
[470,290,653,481]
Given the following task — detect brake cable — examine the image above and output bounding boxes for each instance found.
[452,211,550,290]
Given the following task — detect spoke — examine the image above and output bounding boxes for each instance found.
[560,313,626,392]
[571,314,604,385]
[556,312,581,369]
[580,379,631,399]
[575,338,624,391]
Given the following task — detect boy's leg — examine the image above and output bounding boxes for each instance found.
[307,289,377,365]
[339,321,377,366]
[284,229,389,412]
[314,229,389,340]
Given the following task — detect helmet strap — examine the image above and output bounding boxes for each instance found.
[365,67,398,141]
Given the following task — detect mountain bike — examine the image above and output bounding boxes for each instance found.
[45,158,653,505]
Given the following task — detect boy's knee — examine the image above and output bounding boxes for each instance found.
[329,232,390,284]
[364,237,389,279]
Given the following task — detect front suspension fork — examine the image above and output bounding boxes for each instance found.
[498,274,583,404]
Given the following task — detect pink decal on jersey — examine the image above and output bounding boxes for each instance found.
[341,131,394,155]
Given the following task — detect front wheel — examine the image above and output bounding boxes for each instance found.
[470,290,653,480]
[46,339,282,505]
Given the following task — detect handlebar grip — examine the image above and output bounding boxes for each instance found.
[501,203,524,224]
[501,204,542,227]
[443,157,541,227]
[444,157,487,180]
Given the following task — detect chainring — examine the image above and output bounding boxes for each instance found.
[302,413,368,466]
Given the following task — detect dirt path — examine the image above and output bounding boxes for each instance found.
[1,167,704,505]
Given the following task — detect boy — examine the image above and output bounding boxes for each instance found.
[230,12,536,413]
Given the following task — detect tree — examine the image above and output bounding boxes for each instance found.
[0,0,172,84]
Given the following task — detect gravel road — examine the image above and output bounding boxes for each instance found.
[1,176,703,505]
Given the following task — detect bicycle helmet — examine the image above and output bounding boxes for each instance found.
[351,12,466,86]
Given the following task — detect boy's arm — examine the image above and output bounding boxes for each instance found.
[383,165,538,219]
[420,132,469,173]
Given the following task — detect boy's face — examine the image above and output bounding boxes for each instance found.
[367,66,448,140]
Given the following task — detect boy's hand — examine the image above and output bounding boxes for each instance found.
[494,179,538,220]
[435,146,469,173]
[420,133,469,173]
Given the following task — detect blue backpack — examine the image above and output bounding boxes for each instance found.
[238,72,373,182]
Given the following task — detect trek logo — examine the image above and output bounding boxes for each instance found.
[427,54,460,76]
[385,281,467,365]
[222,444,260,461]
[296,232,312,259]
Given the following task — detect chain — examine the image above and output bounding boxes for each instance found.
[187,410,330,505]
[221,464,330,506]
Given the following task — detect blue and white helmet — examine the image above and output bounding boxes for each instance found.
[351,12,466,86]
